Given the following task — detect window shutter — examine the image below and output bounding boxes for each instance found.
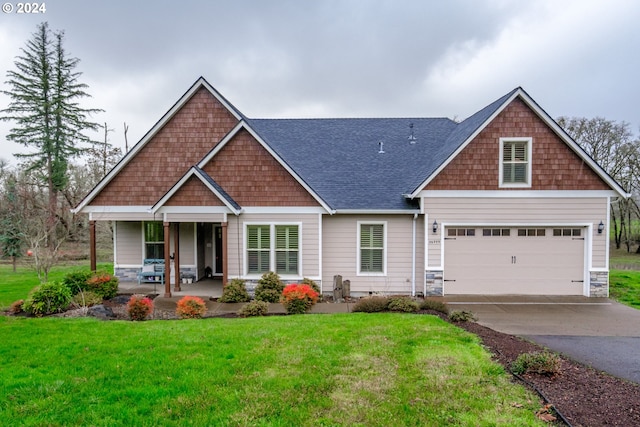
[248,225,269,249]
[360,224,384,273]
[276,226,298,250]
[275,225,299,275]
[247,225,270,274]
[502,140,529,184]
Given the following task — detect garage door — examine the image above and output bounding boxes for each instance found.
[443,227,585,295]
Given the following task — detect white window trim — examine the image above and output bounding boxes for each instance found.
[499,137,532,188]
[357,221,387,276]
[243,222,303,279]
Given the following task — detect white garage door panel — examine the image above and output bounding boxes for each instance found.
[444,228,584,295]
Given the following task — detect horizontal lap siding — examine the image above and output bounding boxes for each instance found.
[174,223,195,265]
[322,215,424,294]
[115,221,143,266]
[425,197,608,268]
[227,214,320,279]
[115,221,195,266]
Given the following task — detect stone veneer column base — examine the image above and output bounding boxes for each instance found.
[425,270,444,296]
[589,271,609,297]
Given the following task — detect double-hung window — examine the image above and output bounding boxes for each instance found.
[144,222,164,259]
[275,225,299,275]
[500,137,532,187]
[358,222,386,275]
[247,225,271,274]
[246,224,300,276]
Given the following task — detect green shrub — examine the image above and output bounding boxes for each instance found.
[300,277,321,295]
[126,294,154,321]
[71,291,103,308]
[448,310,477,323]
[419,299,450,315]
[281,284,319,314]
[388,297,419,313]
[254,272,284,303]
[86,270,119,299]
[23,282,72,316]
[352,296,390,313]
[238,300,269,317]
[62,270,93,295]
[219,279,250,303]
[176,296,208,319]
[511,351,560,376]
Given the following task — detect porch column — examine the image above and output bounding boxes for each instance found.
[89,220,97,272]
[163,221,171,297]
[174,222,181,292]
[222,221,228,287]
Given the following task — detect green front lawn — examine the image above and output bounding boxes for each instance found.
[0,314,544,426]
[609,270,640,309]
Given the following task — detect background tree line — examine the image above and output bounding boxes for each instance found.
[0,22,639,281]
[557,117,640,252]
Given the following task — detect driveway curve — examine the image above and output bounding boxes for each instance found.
[444,296,640,384]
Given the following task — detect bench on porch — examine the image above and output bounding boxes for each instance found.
[137,258,165,285]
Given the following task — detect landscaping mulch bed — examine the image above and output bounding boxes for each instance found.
[455,318,640,426]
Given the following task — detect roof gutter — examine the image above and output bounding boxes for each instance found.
[332,209,421,215]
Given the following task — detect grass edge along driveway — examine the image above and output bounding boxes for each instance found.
[0,313,545,426]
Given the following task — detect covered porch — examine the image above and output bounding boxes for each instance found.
[87,211,233,298]
[118,277,224,300]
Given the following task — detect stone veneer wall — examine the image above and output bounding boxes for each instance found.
[589,271,609,297]
[115,267,197,282]
[425,270,444,296]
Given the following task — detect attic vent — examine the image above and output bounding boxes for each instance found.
[378,141,385,154]
[408,123,417,144]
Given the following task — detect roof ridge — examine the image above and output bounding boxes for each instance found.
[247,116,456,121]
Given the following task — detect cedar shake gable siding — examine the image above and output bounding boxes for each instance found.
[426,98,611,191]
[164,175,225,207]
[91,88,239,206]
[201,129,319,207]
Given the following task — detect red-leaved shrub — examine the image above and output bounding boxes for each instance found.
[126,294,154,321]
[176,296,207,319]
[280,284,319,314]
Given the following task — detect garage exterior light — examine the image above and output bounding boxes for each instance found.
[598,221,605,234]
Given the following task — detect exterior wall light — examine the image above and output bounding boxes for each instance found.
[597,221,605,234]
[432,220,438,234]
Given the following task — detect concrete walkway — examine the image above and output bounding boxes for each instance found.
[446,296,640,384]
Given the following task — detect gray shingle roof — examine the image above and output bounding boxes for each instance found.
[244,89,517,211]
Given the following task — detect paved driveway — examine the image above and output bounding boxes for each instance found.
[444,296,640,384]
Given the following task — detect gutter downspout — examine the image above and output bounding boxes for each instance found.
[412,213,417,296]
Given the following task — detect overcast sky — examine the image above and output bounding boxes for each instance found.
[1,0,639,164]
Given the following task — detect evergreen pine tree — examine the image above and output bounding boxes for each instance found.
[1,22,102,244]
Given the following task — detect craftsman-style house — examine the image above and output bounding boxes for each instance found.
[73,77,628,298]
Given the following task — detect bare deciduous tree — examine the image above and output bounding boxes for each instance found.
[558,116,640,251]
